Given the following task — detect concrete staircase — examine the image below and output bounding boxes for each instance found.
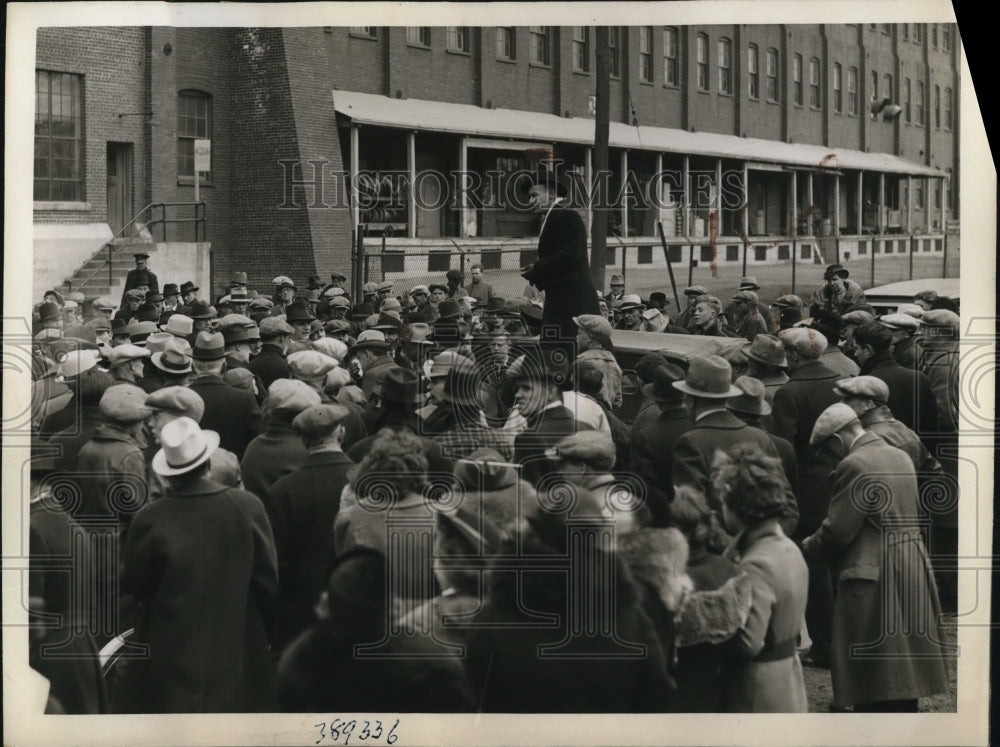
[58,234,157,301]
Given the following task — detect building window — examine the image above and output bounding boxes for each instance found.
[34,69,85,202]
[446,27,470,53]
[529,26,549,66]
[809,58,821,108]
[748,44,759,99]
[934,84,941,128]
[931,23,938,48]
[663,27,679,86]
[902,23,909,40]
[904,78,912,122]
[572,27,589,72]
[833,63,842,112]
[871,70,879,101]
[766,48,779,101]
[883,73,893,101]
[406,27,430,46]
[718,38,732,94]
[177,90,211,179]
[608,27,621,78]
[944,86,952,129]
[350,27,376,38]
[915,179,924,210]
[916,80,925,125]
[848,67,858,115]
[942,25,952,52]
[495,27,515,60]
[639,27,653,83]
[881,23,891,35]
[696,33,709,91]
[793,54,803,106]
[914,24,924,43]
[638,246,653,264]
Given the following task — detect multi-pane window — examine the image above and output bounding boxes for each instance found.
[177,90,211,179]
[495,27,515,60]
[34,70,85,202]
[572,27,589,72]
[883,73,893,102]
[663,27,679,86]
[809,58,820,108]
[902,23,909,40]
[406,27,430,46]
[904,78,912,122]
[915,179,924,209]
[871,70,879,101]
[766,48,779,101]
[446,27,469,53]
[880,23,891,35]
[748,44,759,99]
[931,24,938,48]
[696,34,709,90]
[916,80,925,124]
[639,27,653,82]
[833,63,842,112]
[934,84,941,128]
[914,24,924,43]
[944,86,952,129]
[793,54,803,105]
[608,27,621,77]
[718,38,732,94]
[529,26,549,65]
[350,27,376,37]
[848,67,858,115]
[942,25,952,52]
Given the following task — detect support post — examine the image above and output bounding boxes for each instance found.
[590,26,610,291]
[856,170,863,235]
[407,131,417,238]
[791,170,798,237]
[806,172,814,235]
[350,125,360,236]
[585,146,593,234]
[620,150,629,238]
[878,172,885,235]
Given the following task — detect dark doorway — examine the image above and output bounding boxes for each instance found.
[107,142,133,234]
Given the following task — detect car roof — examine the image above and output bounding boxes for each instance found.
[864,278,960,303]
[611,329,746,357]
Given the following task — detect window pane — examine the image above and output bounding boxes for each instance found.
[34,69,84,201]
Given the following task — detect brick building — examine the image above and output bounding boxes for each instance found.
[33,24,960,301]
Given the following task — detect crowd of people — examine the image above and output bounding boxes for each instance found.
[27,243,961,715]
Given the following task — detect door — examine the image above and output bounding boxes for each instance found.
[107,143,133,234]
[415,151,444,238]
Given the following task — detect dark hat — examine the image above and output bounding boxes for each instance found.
[179,281,199,295]
[823,263,849,280]
[373,311,405,334]
[519,303,544,322]
[453,448,519,492]
[727,376,772,417]
[191,331,226,360]
[442,356,482,406]
[38,302,62,323]
[111,318,129,334]
[188,300,214,319]
[428,283,448,295]
[330,271,348,283]
[505,340,572,389]
[809,308,844,340]
[132,271,152,287]
[221,323,252,345]
[529,165,569,197]
[648,291,669,308]
[435,299,462,321]
[133,252,150,260]
[671,355,741,398]
[231,271,248,285]
[483,297,507,314]
[374,365,420,404]
[738,276,761,291]
[136,303,160,322]
[324,319,353,336]
[741,333,788,368]
[445,269,464,283]
[162,283,180,297]
[683,285,708,297]
[641,363,687,402]
[146,293,164,304]
[350,302,375,321]
[284,302,314,324]
[293,404,350,440]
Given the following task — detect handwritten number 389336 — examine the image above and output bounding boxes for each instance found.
[314,718,400,745]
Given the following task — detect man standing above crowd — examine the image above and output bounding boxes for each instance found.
[810,264,866,316]
[120,253,159,307]
[464,264,494,305]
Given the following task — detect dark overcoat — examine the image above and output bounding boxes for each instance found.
[267,450,355,648]
[801,432,950,708]
[630,403,694,526]
[240,417,308,507]
[115,477,279,713]
[520,204,600,343]
[247,343,291,390]
[188,373,264,459]
[513,404,586,487]
[861,350,939,438]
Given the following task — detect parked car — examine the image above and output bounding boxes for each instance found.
[864,278,960,316]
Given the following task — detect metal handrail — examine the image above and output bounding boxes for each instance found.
[68,202,205,294]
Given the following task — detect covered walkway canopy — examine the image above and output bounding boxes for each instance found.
[333,89,945,178]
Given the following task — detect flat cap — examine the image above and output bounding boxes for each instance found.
[778,327,826,359]
[322,285,347,299]
[380,297,402,313]
[292,404,351,440]
[311,337,348,361]
[833,375,890,404]
[58,349,101,379]
[770,294,803,309]
[287,350,339,382]
[145,386,205,421]
[108,344,151,366]
[732,290,759,304]
[324,319,353,334]
[810,402,861,445]
[248,297,274,310]
[545,431,617,471]
[921,309,960,328]
[268,378,322,413]
[376,280,394,292]
[445,269,464,282]
[329,296,351,308]
[86,316,113,332]
[217,313,255,329]
[125,288,146,300]
[259,316,295,338]
[878,313,921,331]
[683,285,707,296]
[896,303,925,319]
[840,309,875,326]
[272,275,296,288]
[99,383,153,423]
[92,297,117,311]
[361,282,379,294]
[573,314,613,343]
[409,285,430,297]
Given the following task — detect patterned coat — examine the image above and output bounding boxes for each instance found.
[801,432,950,707]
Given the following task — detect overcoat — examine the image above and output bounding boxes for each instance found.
[188,373,263,459]
[240,416,308,507]
[115,477,279,713]
[520,204,601,344]
[513,403,586,487]
[630,403,694,526]
[861,350,939,437]
[801,432,950,707]
[721,519,809,712]
[247,342,291,390]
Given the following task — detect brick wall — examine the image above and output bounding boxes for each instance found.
[34,27,146,224]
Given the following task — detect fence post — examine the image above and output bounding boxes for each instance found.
[908,233,915,280]
[687,244,694,288]
[381,234,387,281]
[108,243,113,290]
[942,232,948,278]
[791,238,797,295]
[870,236,876,287]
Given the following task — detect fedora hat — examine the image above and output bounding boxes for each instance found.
[618,294,644,311]
[436,299,462,321]
[188,300,215,319]
[284,302,314,324]
[374,366,420,404]
[144,331,174,354]
[609,275,624,286]
[406,322,434,345]
[349,302,375,321]
[427,349,471,378]
[179,281,199,295]
[641,363,686,402]
[220,323,252,345]
[191,331,226,360]
[38,302,62,323]
[152,416,220,477]
[505,341,572,389]
[738,276,761,291]
[741,333,788,368]
[727,376,772,416]
[671,355,741,398]
[162,283,180,297]
[823,263,849,280]
[230,271,248,285]
[151,337,194,375]
[442,357,482,406]
[349,329,390,355]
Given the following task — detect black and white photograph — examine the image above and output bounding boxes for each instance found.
[3,2,993,745]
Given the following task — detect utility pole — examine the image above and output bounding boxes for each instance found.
[590,26,610,291]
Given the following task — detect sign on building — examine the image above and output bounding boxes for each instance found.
[194,139,211,173]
